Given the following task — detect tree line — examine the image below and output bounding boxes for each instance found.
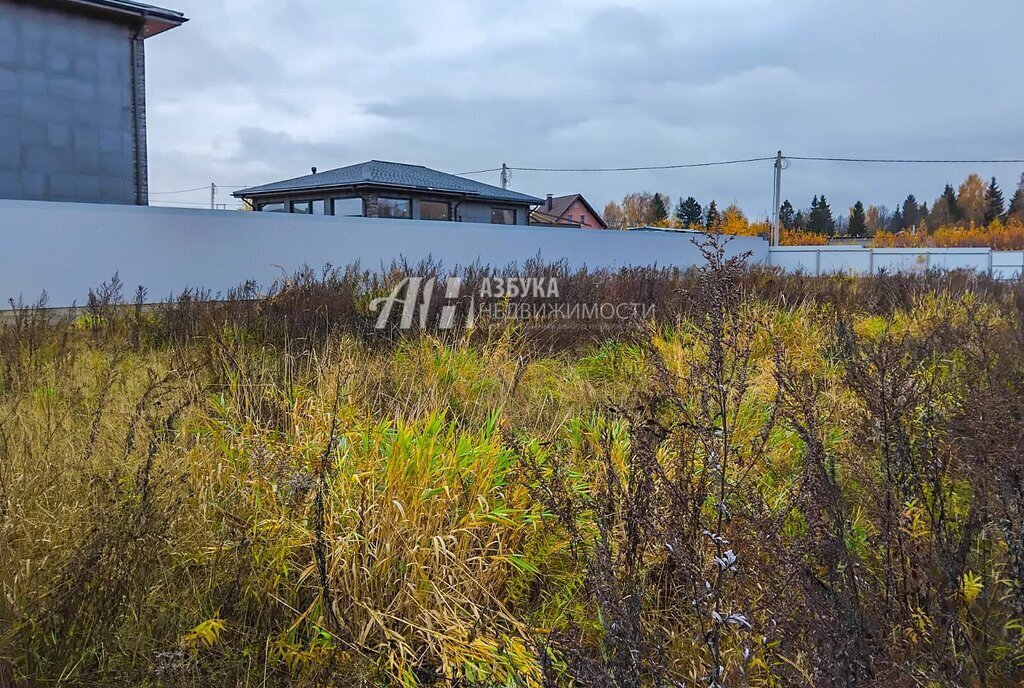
[780,173,1024,237]
[602,192,727,231]
[601,172,1024,238]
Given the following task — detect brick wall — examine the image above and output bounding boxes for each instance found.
[565,199,605,229]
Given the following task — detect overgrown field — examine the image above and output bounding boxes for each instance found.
[2,254,1024,687]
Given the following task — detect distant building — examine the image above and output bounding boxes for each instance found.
[530,193,608,229]
[0,0,187,205]
[234,160,543,225]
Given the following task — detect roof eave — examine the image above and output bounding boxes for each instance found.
[235,182,542,205]
[142,14,187,37]
[55,1,188,37]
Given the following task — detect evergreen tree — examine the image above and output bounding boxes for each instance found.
[652,193,669,223]
[891,206,904,232]
[930,185,959,227]
[705,200,720,229]
[849,201,867,237]
[1008,174,1024,223]
[821,196,836,235]
[807,196,819,231]
[808,195,836,235]
[985,176,1006,224]
[941,184,960,222]
[673,197,686,223]
[779,200,795,229]
[794,210,806,230]
[901,194,922,230]
[929,184,960,227]
[675,196,703,227]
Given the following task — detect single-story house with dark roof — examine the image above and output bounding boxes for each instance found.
[0,0,187,205]
[234,160,544,226]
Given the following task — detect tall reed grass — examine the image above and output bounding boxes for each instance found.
[2,255,1023,686]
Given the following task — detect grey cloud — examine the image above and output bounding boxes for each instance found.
[143,0,1024,215]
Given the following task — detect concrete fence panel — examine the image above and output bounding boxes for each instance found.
[770,246,1019,279]
[817,248,873,275]
[0,200,769,308]
[992,251,1024,280]
[766,247,822,274]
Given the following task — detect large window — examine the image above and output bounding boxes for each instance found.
[333,197,364,217]
[260,202,286,213]
[420,200,450,221]
[378,198,411,219]
[490,208,517,225]
[290,200,327,214]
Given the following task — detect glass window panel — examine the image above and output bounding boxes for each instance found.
[333,197,364,217]
[312,200,326,215]
[291,201,312,214]
[260,202,286,213]
[420,201,450,221]
[490,208,516,225]
[379,198,411,219]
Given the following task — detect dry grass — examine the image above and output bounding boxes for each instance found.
[2,259,1024,686]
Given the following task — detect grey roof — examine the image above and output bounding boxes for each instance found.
[234,160,543,205]
[54,0,187,37]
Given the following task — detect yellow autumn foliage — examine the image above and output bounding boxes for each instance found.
[874,218,1024,249]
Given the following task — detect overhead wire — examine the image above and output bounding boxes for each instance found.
[458,155,1024,176]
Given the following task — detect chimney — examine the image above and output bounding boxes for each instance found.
[546,194,553,211]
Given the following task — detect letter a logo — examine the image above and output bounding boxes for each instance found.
[370,277,423,329]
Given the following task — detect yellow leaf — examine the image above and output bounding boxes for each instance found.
[962,571,984,605]
[183,617,227,649]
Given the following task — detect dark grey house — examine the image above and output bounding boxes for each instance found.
[234,160,543,226]
[0,0,187,205]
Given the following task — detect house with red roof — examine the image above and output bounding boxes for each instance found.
[530,194,608,229]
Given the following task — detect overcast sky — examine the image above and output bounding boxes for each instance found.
[145,0,1024,217]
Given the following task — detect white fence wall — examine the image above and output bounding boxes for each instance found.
[0,200,769,308]
[5,200,1023,310]
[770,246,1023,279]
[992,251,1024,280]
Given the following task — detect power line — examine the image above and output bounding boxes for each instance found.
[150,184,249,195]
[787,156,1024,164]
[457,155,1024,177]
[515,157,778,172]
[149,185,211,195]
[459,157,776,175]
[163,155,1024,192]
